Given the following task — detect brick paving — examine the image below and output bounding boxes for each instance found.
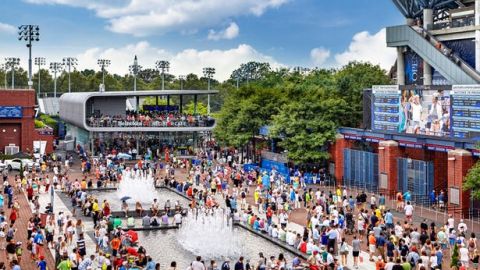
[0,174,56,270]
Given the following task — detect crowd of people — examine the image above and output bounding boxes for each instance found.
[87,111,215,128]
[0,147,478,270]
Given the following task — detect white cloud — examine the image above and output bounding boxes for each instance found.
[0,22,16,34]
[24,0,289,36]
[208,22,239,41]
[310,47,330,66]
[75,41,283,81]
[334,28,396,70]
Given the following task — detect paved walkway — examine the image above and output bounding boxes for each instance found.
[0,175,56,269]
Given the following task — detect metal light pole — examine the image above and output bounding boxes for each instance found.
[232,70,241,90]
[179,75,186,90]
[5,57,20,89]
[203,67,215,115]
[129,55,142,92]
[155,60,170,90]
[0,64,7,89]
[50,62,63,98]
[18,25,40,89]
[63,57,77,93]
[97,59,111,86]
[34,57,45,96]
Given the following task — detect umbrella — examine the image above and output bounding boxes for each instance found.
[126,230,138,243]
[120,196,132,201]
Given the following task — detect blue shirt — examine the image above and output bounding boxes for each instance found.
[385,212,393,224]
[145,261,156,270]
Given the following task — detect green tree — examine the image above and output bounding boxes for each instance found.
[229,62,271,83]
[464,158,480,199]
[451,243,459,268]
[269,89,347,163]
[184,101,208,115]
[334,61,391,128]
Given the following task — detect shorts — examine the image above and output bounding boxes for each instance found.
[352,251,359,257]
[7,253,17,261]
[369,244,376,253]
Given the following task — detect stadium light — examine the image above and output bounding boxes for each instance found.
[5,57,20,89]
[18,25,40,88]
[129,55,142,92]
[179,75,186,90]
[155,60,170,90]
[203,67,215,115]
[63,57,78,93]
[34,57,46,96]
[97,59,111,86]
[49,62,63,98]
[0,64,7,89]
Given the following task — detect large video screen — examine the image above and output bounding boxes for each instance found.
[451,85,480,140]
[372,85,451,138]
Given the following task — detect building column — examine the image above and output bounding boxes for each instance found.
[423,8,433,85]
[475,0,480,71]
[397,47,405,85]
[447,149,474,218]
[330,134,352,186]
[378,140,400,195]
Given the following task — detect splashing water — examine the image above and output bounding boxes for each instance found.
[177,208,246,260]
[117,168,158,204]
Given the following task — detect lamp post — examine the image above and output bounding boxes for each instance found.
[63,57,77,93]
[5,57,20,89]
[155,60,170,90]
[203,67,215,115]
[129,55,142,92]
[179,75,186,90]
[34,57,45,96]
[0,64,7,89]
[97,59,111,86]
[18,25,40,89]
[232,69,241,90]
[50,62,63,98]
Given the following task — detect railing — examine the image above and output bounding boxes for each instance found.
[432,16,475,30]
[86,117,215,128]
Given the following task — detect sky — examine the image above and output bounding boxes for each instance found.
[0,0,405,81]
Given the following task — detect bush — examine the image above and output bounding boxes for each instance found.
[451,243,459,267]
[35,119,45,128]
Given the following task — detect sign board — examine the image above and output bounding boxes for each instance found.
[261,151,288,163]
[379,173,388,189]
[0,106,22,118]
[450,187,460,205]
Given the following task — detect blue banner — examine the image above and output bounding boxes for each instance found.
[0,106,22,118]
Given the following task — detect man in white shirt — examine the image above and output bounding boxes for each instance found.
[458,219,468,234]
[279,211,288,228]
[404,201,414,222]
[192,256,206,270]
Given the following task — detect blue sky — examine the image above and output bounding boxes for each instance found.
[0,0,404,80]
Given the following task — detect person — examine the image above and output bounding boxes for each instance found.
[221,260,230,270]
[351,235,361,269]
[307,251,319,270]
[57,255,72,270]
[37,255,48,270]
[404,201,414,222]
[339,238,348,266]
[234,257,244,270]
[192,256,205,270]
[170,261,178,270]
[142,214,151,227]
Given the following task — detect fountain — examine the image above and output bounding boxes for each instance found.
[117,168,158,204]
[176,208,246,260]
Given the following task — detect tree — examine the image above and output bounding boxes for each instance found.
[451,243,459,268]
[138,68,159,83]
[334,61,391,128]
[184,101,208,115]
[229,61,271,83]
[464,157,480,199]
[269,88,347,163]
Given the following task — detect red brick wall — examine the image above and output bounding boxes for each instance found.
[331,136,353,185]
[378,141,400,194]
[447,150,473,217]
[0,89,52,154]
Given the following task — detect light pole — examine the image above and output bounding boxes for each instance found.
[63,57,77,93]
[97,59,111,87]
[129,55,142,92]
[0,64,7,89]
[50,62,63,98]
[232,69,241,90]
[18,25,40,89]
[179,75,186,90]
[5,57,20,89]
[155,60,170,90]
[34,57,45,96]
[203,67,215,115]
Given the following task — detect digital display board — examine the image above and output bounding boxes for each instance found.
[451,85,480,139]
[371,86,451,138]
[372,85,401,132]
[0,106,22,118]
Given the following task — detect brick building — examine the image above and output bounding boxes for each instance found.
[0,89,54,155]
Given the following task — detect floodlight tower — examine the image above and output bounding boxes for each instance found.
[18,24,40,88]
[49,62,63,98]
[203,67,215,115]
[155,60,170,90]
[5,57,20,89]
[63,57,78,92]
[129,55,142,91]
[97,58,111,86]
[34,57,46,96]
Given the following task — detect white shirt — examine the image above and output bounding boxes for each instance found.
[404,204,414,216]
[192,261,206,270]
[460,247,469,261]
[411,102,422,122]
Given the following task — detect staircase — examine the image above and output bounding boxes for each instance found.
[386,25,480,84]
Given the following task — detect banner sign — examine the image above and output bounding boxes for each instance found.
[0,106,22,118]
